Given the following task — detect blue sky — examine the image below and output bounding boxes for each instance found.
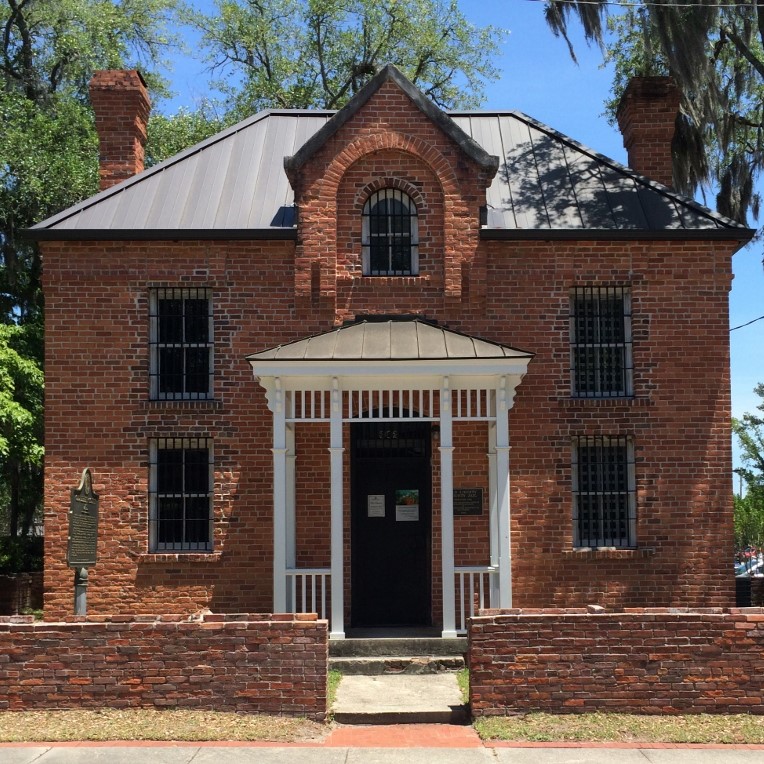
[157,0,764,460]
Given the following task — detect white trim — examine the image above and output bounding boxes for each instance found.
[495,376,512,608]
[329,377,345,639]
[440,376,457,639]
[272,378,288,612]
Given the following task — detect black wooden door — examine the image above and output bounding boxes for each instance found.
[351,419,431,627]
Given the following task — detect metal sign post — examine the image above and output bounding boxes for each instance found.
[67,469,99,615]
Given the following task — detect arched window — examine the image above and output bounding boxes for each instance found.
[362,189,419,276]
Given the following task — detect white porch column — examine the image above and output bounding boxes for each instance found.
[440,376,457,638]
[329,377,345,639]
[285,421,296,610]
[487,420,499,605]
[272,378,288,612]
[495,376,512,608]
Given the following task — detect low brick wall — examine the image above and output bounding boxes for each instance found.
[0,613,327,719]
[0,572,43,615]
[469,608,764,716]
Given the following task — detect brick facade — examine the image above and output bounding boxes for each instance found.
[0,613,327,719]
[469,608,764,715]
[38,68,744,626]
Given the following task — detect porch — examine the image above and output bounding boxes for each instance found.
[247,318,533,638]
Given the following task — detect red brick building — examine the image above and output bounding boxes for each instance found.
[31,66,752,637]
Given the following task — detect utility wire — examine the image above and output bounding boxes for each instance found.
[731,314,764,331]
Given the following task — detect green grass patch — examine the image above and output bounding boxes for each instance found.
[474,712,764,744]
[456,667,469,704]
[0,709,326,743]
[327,669,342,708]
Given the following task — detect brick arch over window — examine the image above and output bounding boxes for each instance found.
[354,178,426,213]
[294,131,475,313]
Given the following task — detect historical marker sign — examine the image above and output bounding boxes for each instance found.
[454,487,483,516]
[67,469,99,568]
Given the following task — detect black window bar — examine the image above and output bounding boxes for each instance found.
[150,288,213,400]
[572,435,636,548]
[570,286,633,397]
[362,189,419,276]
[150,438,213,552]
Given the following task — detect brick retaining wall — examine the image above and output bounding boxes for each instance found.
[469,608,764,716]
[0,613,327,719]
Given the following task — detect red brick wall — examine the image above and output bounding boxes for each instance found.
[0,613,327,719]
[616,76,680,188]
[41,76,739,623]
[470,608,764,716]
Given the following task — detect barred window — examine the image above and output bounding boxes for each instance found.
[362,189,419,276]
[149,438,213,552]
[572,436,636,548]
[150,288,213,400]
[570,287,633,397]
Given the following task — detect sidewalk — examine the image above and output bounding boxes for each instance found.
[3,724,764,764]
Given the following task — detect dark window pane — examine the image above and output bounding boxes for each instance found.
[157,449,183,493]
[159,347,184,394]
[184,448,210,493]
[158,299,183,343]
[184,299,209,342]
[157,497,183,544]
[185,348,209,394]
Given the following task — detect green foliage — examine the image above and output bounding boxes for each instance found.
[146,105,231,167]
[186,0,505,113]
[544,0,764,224]
[0,536,43,573]
[733,383,764,551]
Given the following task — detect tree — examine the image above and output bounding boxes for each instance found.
[185,0,505,114]
[733,383,764,552]
[544,0,764,225]
[0,0,184,537]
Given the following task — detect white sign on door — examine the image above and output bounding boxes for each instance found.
[367,494,385,518]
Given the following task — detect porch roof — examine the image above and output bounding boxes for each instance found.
[246,318,533,363]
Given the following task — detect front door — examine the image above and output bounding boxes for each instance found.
[351,418,431,627]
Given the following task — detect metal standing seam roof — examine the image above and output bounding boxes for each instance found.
[246,319,534,362]
[29,107,751,239]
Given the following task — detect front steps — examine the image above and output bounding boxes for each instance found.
[330,632,469,723]
[330,636,467,674]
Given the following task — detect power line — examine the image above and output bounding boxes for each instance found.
[731,314,764,331]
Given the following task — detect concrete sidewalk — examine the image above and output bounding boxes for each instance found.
[3,743,764,763]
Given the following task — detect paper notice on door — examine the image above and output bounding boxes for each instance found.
[367,494,385,517]
[395,489,419,521]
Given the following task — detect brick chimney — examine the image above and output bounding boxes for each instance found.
[89,70,151,191]
[616,76,680,188]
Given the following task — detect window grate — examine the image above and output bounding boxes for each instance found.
[149,438,213,552]
[149,288,213,400]
[570,287,632,397]
[362,189,419,276]
[572,435,636,548]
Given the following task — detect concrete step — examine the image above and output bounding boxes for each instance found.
[329,636,467,658]
[331,673,469,725]
[330,654,465,674]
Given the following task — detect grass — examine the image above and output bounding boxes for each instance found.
[0,709,326,743]
[328,669,342,708]
[474,712,764,744]
[456,668,469,704]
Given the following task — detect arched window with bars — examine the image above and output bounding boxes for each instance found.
[362,188,419,276]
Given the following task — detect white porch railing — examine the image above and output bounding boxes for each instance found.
[455,566,497,634]
[285,568,330,620]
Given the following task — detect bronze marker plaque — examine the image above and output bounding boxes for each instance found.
[67,469,99,567]
[453,488,483,516]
